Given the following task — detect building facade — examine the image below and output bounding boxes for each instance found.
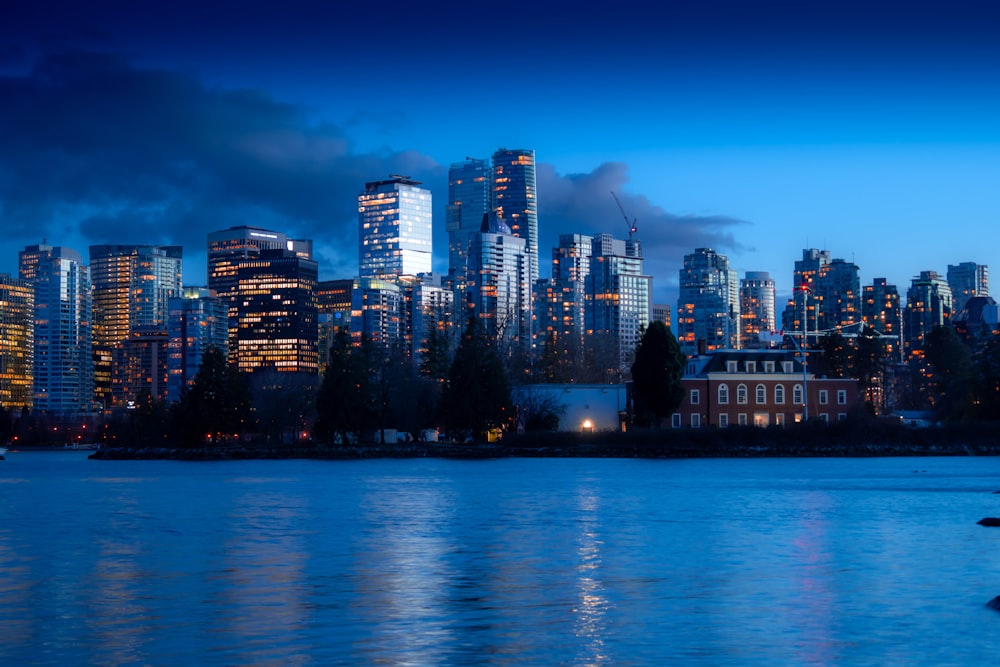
[491,148,538,284]
[0,274,34,410]
[234,249,319,375]
[585,233,651,376]
[466,214,531,352]
[739,271,776,349]
[446,158,492,286]
[673,349,861,428]
[166,287,229,403]
[358,176,433,282]
[677,248,739,356]
[18,244,93,414]
[903,270,953,360]
[947,261,989,316]
[89,244,182,408]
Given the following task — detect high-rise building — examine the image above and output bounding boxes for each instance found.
[466,214,531,352]
[652,304,672,329]
[89,244,182,408]
[234,248,318,375]
[585,233,652,375]
[492,149,538,283]
[166,287,229,403]
[903,270,953,359]
[350,277,403,347]
[316,279,355,369]
[739,271,776,349]
[446,158,492,285]
[408,273,456,363]
[114,328,169,405]
[207,226,312,358]
[677,248,739,356]
[358,176,433,282]
[862,278,903,362]
[18,245,93,414]
[0,274,34,411]
[815,258,861,332]
[947,261,989,316]
[782,248,830,336]
[535,234,592,366]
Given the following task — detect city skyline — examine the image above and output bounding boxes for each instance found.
[3,2,1000,308]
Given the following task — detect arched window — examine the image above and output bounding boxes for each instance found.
[718,384,729,405]
[793,384,803,404]
[774,384,785,405]
[755,384,766,404]
[737,384,748,405]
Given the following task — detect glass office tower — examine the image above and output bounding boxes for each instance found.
[0,274,34,410]
[447,158,492,285]
[358,176,433,281]
[18,244,93,414]
[492,149,538,283]
[89,244,182,408]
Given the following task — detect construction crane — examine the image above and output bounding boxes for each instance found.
[610,191,637,241]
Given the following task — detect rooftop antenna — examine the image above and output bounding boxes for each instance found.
[610,191,638,241]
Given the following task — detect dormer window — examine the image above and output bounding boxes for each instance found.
[782,361,794,374]
[745,361,756,373]
[763,361,775,373]
[727,361,738,373]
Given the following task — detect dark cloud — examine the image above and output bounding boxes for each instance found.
[0,49,749,303]
[537,162,751,302]
[0,50,445,281]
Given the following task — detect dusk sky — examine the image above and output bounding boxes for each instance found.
[3,1,1000,311]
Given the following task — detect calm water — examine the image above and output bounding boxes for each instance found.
[3,451,1000,666]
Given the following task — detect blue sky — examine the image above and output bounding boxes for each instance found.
[2,1,999,310]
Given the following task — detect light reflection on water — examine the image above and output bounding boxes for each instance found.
[4,452,1000,665]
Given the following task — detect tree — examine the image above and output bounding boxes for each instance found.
[630,321,685,428]
[314,329,375,444]
[923,325,972,421]
[438,318,513,441]
[813,331,850,379]
[175,346,254,446]
[852,325,888,413]
[968,332,1000,420]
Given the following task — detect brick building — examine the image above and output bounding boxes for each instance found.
[672,349,861,428]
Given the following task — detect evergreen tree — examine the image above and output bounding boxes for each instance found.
[439,318,513,441]
[813,331,850,379]
[923,325,972,421]
[630,321,685,428]
[314,329,374,444]
[176,346,253,446]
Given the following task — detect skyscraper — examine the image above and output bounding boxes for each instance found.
[535,234,592,368]
[677,248,739,356]
[903,270,953,360]
[586,233,651,376]
[466,214,531,352]
[89,244,182,408]
[166,287,229,403]
[740,271,776,349]
[862,278,902,362]
[782,248,830,336]
[446,158,492,284]
[18,244,93,414]
[815,258,861,332]
[358,176,433,281]
[234,249,319,375]
[492,149,538,283]
[0,274,34,411]
[947,261,989,316]
[207,225,312,358]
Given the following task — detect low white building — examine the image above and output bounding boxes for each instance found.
[514,384,627,433]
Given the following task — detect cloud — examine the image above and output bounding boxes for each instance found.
[537,162,751,302]
[0,49,750,306]
[0,50,444,281]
